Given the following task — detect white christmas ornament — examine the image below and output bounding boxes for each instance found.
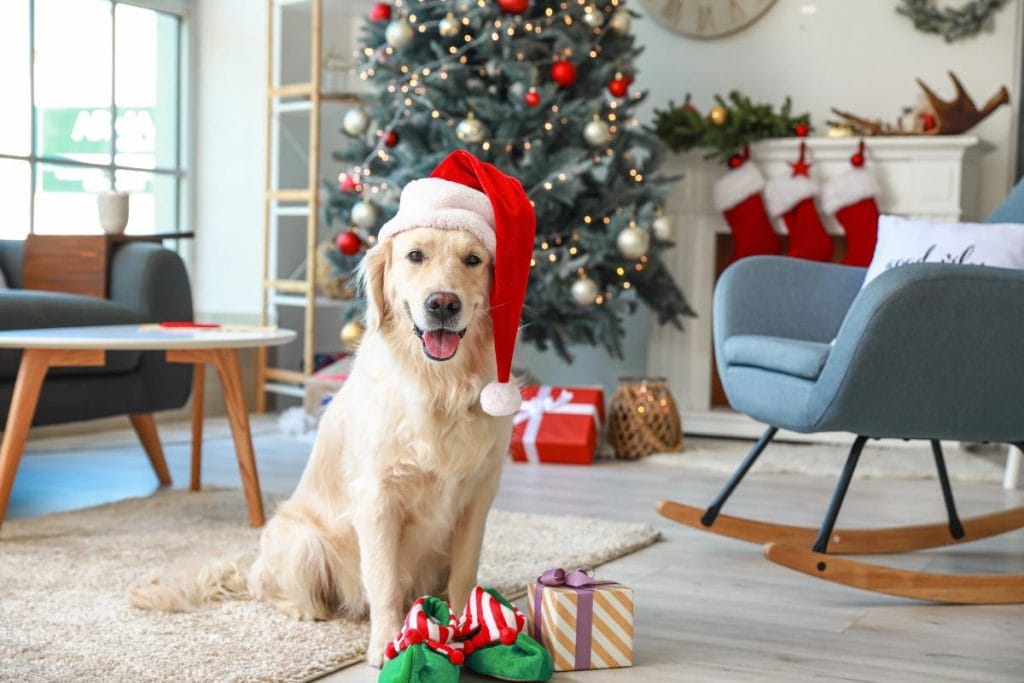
[385,19,415,48]
[571,276,600,306]
[583,117,612,146]
[616,225,650,259]
[351,200,379,229]
[342,107,369,136]
[438,13,460,38]
[608,8,631,33]
[652,214,673,241]
[582,7,604,28]
[456,113,489,144]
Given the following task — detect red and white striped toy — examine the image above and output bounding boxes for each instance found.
[456,586,527,651]
[384,596,467,665]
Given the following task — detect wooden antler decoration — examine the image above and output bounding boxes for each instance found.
[830,71,1009,136]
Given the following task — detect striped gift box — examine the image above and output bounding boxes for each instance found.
[526,580,634,671]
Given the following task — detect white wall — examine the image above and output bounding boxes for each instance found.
[635,0,1022,215]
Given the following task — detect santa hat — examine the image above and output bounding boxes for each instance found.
[376,150,536,416]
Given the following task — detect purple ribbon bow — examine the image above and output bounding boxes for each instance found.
[533,567,614,669]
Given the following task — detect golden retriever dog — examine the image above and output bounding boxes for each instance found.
[250,226,509,665]
[131,151,533,668]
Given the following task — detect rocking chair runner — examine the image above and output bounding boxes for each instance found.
[658,242,1024,603]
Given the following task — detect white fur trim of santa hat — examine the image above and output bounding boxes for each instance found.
[763,175,818,218]
[377,177,497,254]
[711,162,766,212]
[820,167,881,216]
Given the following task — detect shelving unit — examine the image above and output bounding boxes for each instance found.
[257,0,366,410]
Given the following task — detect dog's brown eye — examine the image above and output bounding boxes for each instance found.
[407,250,425,264]
[464,254,482,267]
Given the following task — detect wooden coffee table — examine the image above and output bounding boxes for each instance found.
[0,324,295,531]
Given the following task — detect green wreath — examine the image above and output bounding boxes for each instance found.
[897,0,1007,42]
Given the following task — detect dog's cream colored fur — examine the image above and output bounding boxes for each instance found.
[131,227,511,668]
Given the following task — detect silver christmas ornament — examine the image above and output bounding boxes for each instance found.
[385,19,415,48]
[351,200,379,229]
[616,226,650,259]
[652,214,673,241]
[608,8,631,33]
[582,7,604,28]
[438,13,460,38]
[456,113,489,144]
[571,276,600,306]
[583,117,612,146]
[342,107,369,136]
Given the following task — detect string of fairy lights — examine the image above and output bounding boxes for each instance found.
[336,0,668,306]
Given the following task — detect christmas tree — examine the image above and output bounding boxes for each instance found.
[326,0,692,361]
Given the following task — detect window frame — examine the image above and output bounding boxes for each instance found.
[0,0,192,236]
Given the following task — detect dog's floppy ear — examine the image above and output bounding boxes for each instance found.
[359,242,390,332]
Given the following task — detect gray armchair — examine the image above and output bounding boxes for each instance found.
[658,183,1024,605]
[0,240,193,427]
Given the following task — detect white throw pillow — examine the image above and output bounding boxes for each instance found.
[862,215,1024,289]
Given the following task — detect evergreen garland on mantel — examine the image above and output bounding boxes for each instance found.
[896,0,1007,42]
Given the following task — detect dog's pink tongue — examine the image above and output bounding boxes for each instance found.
[422,329,460,360]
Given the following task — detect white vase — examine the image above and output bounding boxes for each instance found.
[97,191,129,234]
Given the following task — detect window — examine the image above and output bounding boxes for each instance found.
[0,0,187,238]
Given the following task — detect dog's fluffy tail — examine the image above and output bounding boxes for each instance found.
[128,557,252,612]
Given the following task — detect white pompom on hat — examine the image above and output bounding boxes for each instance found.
[376,150,537,416]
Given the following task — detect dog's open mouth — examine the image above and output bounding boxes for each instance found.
[414,325,467,361]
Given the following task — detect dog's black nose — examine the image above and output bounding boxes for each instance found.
[425,291,462,320]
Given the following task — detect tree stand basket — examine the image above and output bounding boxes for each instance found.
[607,377,684,460]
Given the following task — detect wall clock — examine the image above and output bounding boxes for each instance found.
[638,0,776,39]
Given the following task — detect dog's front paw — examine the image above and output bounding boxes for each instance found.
[364,637,389,669]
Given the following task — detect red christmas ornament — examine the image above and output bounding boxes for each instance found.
[850,139,866,167]
[550,60,577,88]
[794,122,810,137]
[728,153,745,169]
[524,88,541,107]
[919,111,937,132]
[789,141,811,177]
[608,77,629,98]
[684,103,698,113]
[384,130,399,147]
[336,230,363,256]
[338,173,360,193]
[497,0,529,13]
[369,3,391,21]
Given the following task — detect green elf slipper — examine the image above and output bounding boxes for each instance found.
[378,596,465,683]
[456,587,553,682]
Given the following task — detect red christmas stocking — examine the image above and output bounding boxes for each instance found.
[712,156,782,264]
[821,141,881,266]
[764,141,834,262]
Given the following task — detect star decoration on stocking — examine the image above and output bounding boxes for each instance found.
[789,141,811,177]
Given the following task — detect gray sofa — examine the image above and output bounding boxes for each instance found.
[0,240,193,427]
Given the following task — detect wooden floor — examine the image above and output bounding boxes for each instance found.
[8,417,1024,683]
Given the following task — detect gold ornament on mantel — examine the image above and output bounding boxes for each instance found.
[708,104,728,126]
[607,377,684,460]
[340,319,365,350]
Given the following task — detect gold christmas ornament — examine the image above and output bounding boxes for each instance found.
[608,8,631,33]
[826,124,854,138]
[652,214,673,241]
[708,104,728,126]
[583,116,612,146]
[350,200,379,229]
[438,13,460,38]
[582,6,604,28]
[385,19,415,48]
[616,225,650,259]
[456,111,489,144]
[570,276,600,306]
[340,319,366,350]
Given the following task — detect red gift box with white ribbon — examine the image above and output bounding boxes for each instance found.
[509,385,605,465]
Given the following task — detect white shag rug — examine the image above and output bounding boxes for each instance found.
[0,489,659,683]
[646,437,1011,482]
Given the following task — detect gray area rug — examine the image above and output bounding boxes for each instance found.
[0,489,658,683]
[646,438,1010,482]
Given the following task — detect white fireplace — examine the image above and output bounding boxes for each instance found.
[647,135,984,439]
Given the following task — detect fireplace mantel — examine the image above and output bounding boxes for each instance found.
[647,135,984,439]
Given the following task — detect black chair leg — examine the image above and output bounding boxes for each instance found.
[701,425,779,527]
[931,440,965,540]
[812,435,868,553]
